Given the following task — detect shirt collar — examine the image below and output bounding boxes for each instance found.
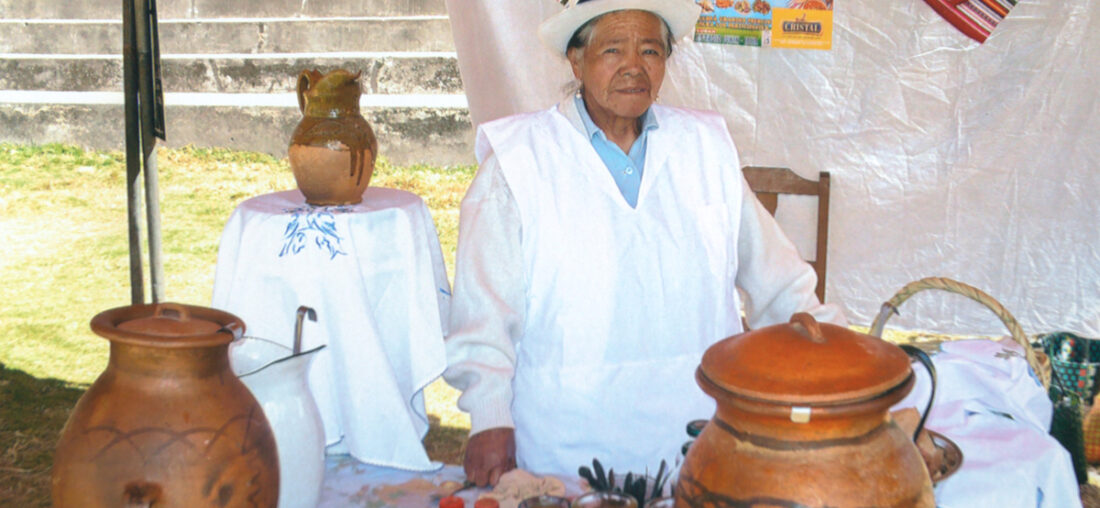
[572,93,659,142]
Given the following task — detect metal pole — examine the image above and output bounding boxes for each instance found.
[142,151,165,303]
[136,0,166,302]
[122,0,145,304]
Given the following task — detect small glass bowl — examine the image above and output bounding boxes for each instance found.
[518,495,571,508]
[570,492,638,508]
[643,496,675,508]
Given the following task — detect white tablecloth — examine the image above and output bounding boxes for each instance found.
[893,339,1081,508]
[212,188,451,471]
[314,338,1081,507]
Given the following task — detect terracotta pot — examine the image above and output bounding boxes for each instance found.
[51,303,279,508]
[288,68,378,206]
[676,313,935,508]
[1084,394,1100,464]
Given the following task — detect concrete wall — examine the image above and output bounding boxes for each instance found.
[0,0,475,166]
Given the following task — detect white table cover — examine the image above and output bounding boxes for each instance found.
[314,338,1082,507]
[212,188,451,471]
[893,339,1081,508]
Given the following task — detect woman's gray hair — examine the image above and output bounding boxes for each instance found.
[566,10,674,57]
[562,10,674,95]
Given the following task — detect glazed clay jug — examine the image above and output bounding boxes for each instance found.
[676,313,935,508]
[289,68,378,206]
[52,303,279,508]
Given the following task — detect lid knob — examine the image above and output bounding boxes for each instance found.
[790,312,826,344]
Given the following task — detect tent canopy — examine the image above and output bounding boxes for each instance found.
[445,0,1100,337]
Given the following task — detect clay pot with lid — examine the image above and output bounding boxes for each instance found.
[289,68,378,206]
[51,303,279,508]
[676,313,935,508]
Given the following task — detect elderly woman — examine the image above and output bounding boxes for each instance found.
[444,0,846,486]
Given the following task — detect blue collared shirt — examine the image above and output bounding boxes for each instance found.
[574,94,658,208]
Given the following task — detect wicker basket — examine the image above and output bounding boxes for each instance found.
[868,277,1050,390]
[869,277,1087,483]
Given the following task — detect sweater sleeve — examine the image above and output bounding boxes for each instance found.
[734,171,849,329]
[442,151,526,435]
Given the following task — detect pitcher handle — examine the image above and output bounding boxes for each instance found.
[899,344,937,442]
[297,70,313,114]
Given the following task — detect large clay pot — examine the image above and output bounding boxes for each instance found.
[51,303,279,508]
[676,313,935,508]
[289,68,378,206]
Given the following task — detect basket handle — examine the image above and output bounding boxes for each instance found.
[868,277,1050,390]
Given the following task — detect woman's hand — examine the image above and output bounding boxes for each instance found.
[464,427,517,487]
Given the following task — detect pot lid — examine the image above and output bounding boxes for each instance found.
[700,313,912,405]
[91,302,244,348]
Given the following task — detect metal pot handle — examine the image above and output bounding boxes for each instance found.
[899,344,937,442]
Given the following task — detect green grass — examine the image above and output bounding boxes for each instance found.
[5,143,1090,507]
[0,143,474,506]
[0,143,474,383]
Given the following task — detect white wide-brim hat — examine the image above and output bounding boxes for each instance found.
[538,0,703,57]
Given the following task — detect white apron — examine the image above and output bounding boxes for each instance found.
[477,104,747,476]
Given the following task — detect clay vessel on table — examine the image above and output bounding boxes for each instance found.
[51,303,279,508]
[676,313,935,508]
[289,68,378,206]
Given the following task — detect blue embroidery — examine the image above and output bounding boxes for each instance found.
[279,206,352,259]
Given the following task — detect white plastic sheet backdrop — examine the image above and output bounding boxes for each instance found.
[444,0,1100,337]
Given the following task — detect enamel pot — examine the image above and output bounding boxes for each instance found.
[675,313,936,508]
[230,306,326,508]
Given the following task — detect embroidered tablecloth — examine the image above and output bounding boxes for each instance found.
[213,188,450,471]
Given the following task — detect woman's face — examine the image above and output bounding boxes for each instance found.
[569,10,668,126]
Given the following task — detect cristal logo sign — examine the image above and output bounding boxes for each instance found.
[782,14,822,34]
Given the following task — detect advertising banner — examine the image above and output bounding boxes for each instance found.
[693,0,833,49]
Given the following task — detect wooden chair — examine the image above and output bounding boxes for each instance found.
[742,166,831,302]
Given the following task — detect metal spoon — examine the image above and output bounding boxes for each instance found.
[293,305,317,355]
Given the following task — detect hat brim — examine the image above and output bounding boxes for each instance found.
[538,0,703,57]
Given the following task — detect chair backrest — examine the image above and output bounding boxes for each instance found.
[742,166,831,302]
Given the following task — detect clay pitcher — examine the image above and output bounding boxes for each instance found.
[676,313,935,508]
[289,68,378,206]
[51,303,279,508]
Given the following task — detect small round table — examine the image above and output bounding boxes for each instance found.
[213,187,450,471]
